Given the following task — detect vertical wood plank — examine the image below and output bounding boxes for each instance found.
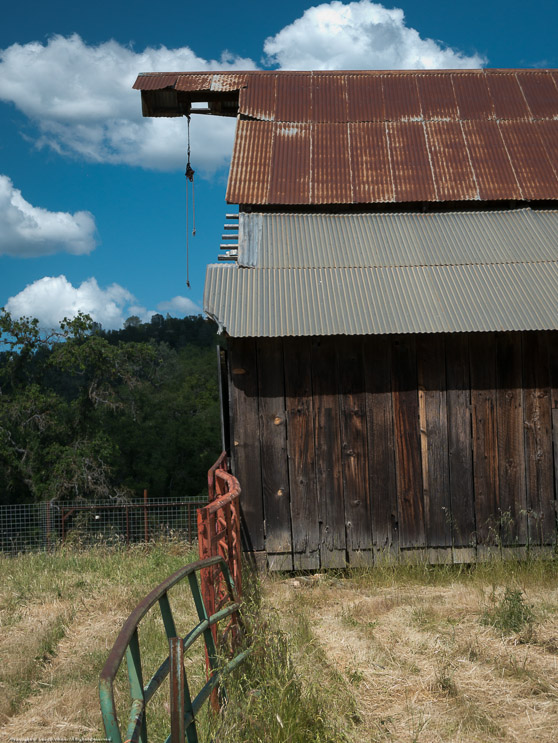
[311,337,346,568]
[549,332,558,533]
[256,339,293,569]
[391,336,425,549]
[338,337,373,563]
[445,334,475,552]
[470,333,499,547]
[229,339,264,552]
[416,335,452,549]
[285,338,320,569]
[496,333,527,546]
[364,336,398,558]
[523,332,555,546]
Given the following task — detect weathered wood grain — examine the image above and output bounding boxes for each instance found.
[364,335,398,557]
[338,337,373,562]
[549,332,558,526]
[311,337,346,568]
[496,333,527,546]
[523,333,555,545]
[391,336,425,549]
[284,337,320,568]
[470,333,499,546]
[229,338,264,552]
[417,335,451,548]
[256,339,293,568]
[445,334,475,549]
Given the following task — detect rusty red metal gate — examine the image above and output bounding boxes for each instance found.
[198,453,242,645]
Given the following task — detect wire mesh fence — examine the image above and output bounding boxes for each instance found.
[0,496,207,555]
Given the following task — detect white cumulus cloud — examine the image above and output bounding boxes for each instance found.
[0,8,485,173]
[157,295,201,316]
[5,276,136,329]
[0,175,97,257]
[4,276,204,329]
[264,1,486,70]
[0,34,254,173]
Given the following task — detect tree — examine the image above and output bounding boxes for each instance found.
[0,310,157,502]
[0,310,222,504]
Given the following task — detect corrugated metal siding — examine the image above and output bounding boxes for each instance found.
[268,123,311,205]
[238,209,558,269]
[227,120,273,204]
[238,73,277,120]
[204,261,558,338]
[461,121,522,200]
[388,122,437,202]
[425,121,479,201]
[350,123,393,203]
[500,121,558,199]
[205,210,558,338]
[417,74,459,121]
[275,74,312,122]
[312,124,352,203]
[486,73,531,119]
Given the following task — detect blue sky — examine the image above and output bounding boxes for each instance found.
[1,0,557,328]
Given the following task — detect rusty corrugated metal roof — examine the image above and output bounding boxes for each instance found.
[204,209,558,337]
[134,69,558,204]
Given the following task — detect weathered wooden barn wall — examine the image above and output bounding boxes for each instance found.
[228,331,558,570]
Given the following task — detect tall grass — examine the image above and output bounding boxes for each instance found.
[3,547,558,742]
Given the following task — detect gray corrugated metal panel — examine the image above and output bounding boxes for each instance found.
[238,213,261,267]
[237,210,558,270]
[429,262,558,332]
[204,262,558,337]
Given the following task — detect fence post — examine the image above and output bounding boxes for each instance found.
[143,489,149,543]
[46,501,51,551]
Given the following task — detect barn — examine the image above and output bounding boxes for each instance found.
[134,70,558,569]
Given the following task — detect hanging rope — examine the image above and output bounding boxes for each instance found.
[185,115,196,289]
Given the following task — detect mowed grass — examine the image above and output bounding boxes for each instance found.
[265,559,558,742]
[2,547,558,743]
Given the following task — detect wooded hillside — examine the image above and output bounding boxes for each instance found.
[0,311,221,505]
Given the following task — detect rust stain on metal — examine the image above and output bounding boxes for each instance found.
[239,72,277,121]
[174,74,213,92]
[211,73,247,92]
[517,72,558,118]
[486,72,531,120]
[227,120,273,204]
[312,123,352,203]
[499,120,558,199]
[461,120,522,200]
[426,121,478,201]
[452,73,495,120]
[382,74,421,121]
[275,74,312,122]
[313,74,347,122]
[417,74,459,121]
[350,122,393,203]
[535,120,558,176]
[135,69,558,205]
[133,74,178,90]
[268,123,311,204]
[347,74,384,122]
[388,121,436,202]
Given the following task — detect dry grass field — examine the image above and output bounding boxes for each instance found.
[1,546,558,743]
[265,561,558,742]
